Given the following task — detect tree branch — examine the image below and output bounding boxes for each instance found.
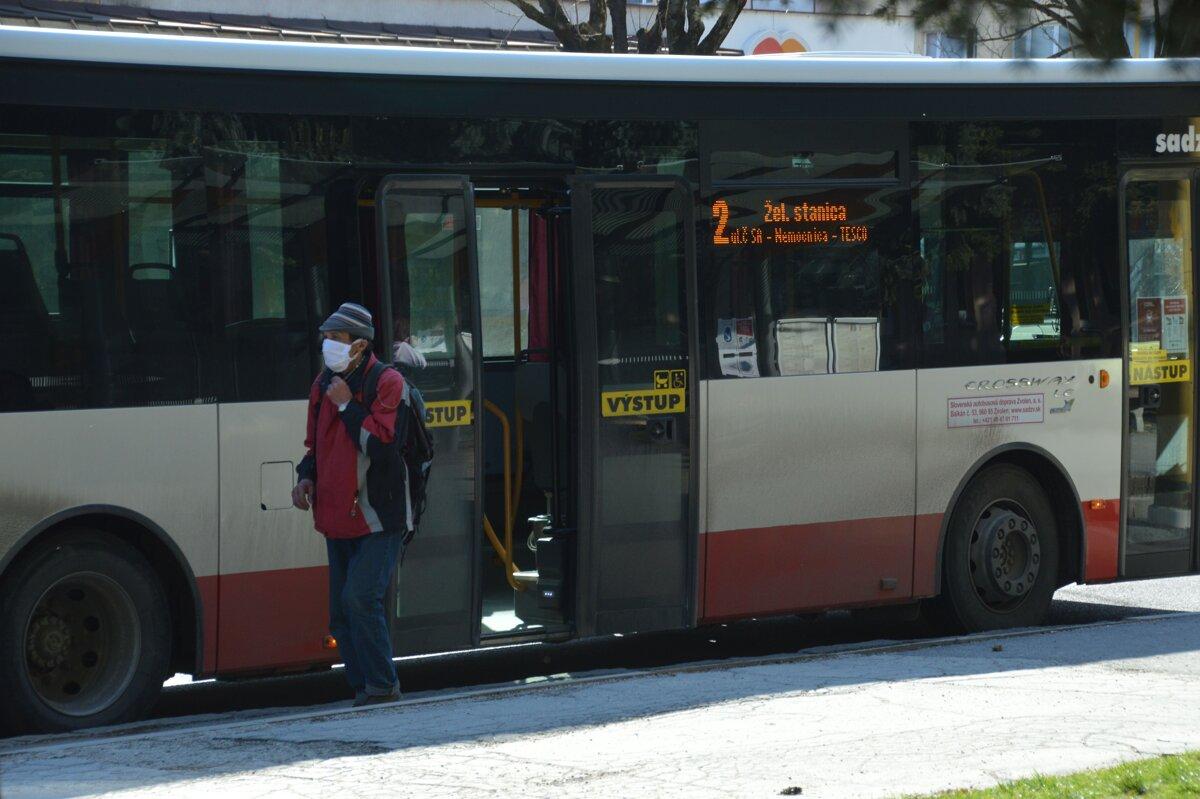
[636,0,667,52]
[697,0,747,54]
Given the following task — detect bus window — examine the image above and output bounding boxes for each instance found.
[382,189,474,399]
[1004,176,1063,349]
[476,206,529,358]
[209,146,337,402]
[709,184,915,378]
[0,124,215,411]
[917,161,1067,362]
[913,120,1122,366]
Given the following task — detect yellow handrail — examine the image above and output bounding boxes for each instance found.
[482,516,520,590]
[482,399,526,591]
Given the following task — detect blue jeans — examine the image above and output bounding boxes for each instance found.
[326,529,401,696]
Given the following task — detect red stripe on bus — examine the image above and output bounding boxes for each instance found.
[700,516,916,623]
[1083,499,1121,582]
[912,513,944,597]
[195,502,1120,674]
[215,565,336,673]
[196,574,218,675]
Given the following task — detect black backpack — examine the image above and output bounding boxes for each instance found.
[363,361,435,548]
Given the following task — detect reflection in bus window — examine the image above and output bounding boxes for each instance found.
[913,121,1121,366]
[382,190,473,401]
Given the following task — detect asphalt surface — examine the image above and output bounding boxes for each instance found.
[145,575,1200,724]
[7,606,1200,798]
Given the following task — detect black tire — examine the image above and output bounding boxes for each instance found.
[0,532,171,734]
[934,465,1060,632]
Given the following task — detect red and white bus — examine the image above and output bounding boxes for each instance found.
[0,25,1197,732]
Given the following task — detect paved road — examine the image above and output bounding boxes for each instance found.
[143,575,1200,724]
[5,606,1200,798]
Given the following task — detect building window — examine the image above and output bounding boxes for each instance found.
[925,32,971,58]
[1013,23,1072,58]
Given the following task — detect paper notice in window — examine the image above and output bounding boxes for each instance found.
[716,317,759,378]
[1163,296,1188,355]
[1137,297,1163,344]
[772,318,829,376]
[832,317,880,374]
[948,393,1045,428]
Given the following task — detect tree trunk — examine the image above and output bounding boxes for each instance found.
[612,0,629,53]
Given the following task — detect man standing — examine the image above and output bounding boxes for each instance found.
[292,302,406,706]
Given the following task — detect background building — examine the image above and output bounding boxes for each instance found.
[0,0,1165,57]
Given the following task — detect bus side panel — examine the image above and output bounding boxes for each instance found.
[913,359,1123,596]
[0,406,219,661]
[216,400,334,673]
[701,371,917,621]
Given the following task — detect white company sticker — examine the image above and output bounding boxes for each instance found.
[948,393,1044,429]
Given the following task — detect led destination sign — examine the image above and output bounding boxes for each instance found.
[712,197,871,248]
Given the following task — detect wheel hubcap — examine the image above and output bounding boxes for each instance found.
[23,573,141,717]
[968,500,1041,612]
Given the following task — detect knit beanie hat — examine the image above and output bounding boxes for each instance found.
[319,302,374,341]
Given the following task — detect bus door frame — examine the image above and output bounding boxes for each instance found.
[374,173,485,653]
[1117,163,1200,578]
[567,174,701,638]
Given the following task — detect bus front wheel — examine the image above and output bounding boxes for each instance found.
[0,532,171,734]
[935,465,1060,632]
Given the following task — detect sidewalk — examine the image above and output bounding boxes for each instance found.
[4,613,1200,799]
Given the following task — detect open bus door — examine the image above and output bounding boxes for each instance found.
[568,176,699,636]
[1120,169,1199,578]
[375,175,483,653]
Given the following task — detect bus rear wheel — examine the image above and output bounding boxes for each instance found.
[0,533,171,734]
[935,465,1059,632]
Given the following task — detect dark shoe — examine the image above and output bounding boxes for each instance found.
[353,685,400,707]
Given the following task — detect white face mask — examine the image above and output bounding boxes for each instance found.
[322,338,353,373]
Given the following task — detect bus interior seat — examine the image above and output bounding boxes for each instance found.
[125,263,184,334]
[0,235,55,405]
[124,262,201,401]
[0,234,53,346]
[57,261,137,408]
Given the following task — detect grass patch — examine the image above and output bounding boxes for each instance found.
[912,751,1200,798]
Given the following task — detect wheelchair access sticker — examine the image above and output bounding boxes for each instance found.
[601,369,687,418]
[425,400,473,428]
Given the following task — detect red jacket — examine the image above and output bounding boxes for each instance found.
[297,353,407,539]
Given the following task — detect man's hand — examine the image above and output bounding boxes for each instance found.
[327,376,352,406]
[292,479,314,511]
